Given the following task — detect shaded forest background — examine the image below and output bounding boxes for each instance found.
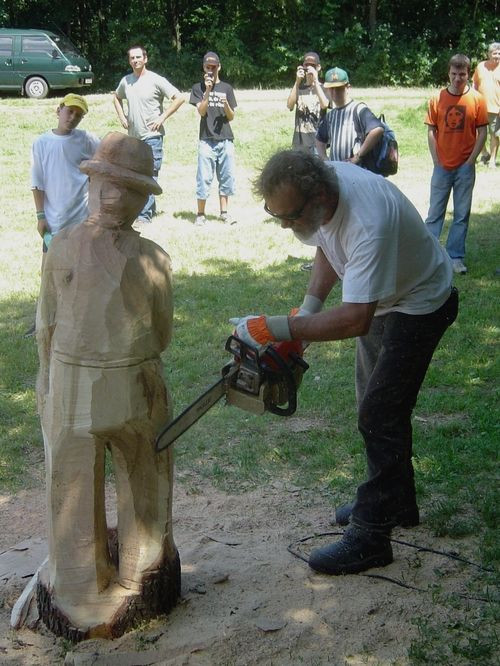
[1,0,499,90]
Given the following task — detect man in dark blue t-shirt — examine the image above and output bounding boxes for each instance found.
[189,52,237,226]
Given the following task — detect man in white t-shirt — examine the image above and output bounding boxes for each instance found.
[31,93,99,243]
[231,150,458,575]
[27,93,100,337]
[113,45,184,223]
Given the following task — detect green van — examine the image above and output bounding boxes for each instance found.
[0,28,93,99]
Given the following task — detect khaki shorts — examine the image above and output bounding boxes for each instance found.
[487,112,500,137]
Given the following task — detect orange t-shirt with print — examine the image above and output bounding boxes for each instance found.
[424,87,488,169]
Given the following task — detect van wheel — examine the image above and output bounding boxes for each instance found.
[25,77,49,99]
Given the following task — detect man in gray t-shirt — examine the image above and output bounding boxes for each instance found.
[113,45,184,223]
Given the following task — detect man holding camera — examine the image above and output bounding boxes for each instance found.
[189,51,237,226]
[287,51,329,153]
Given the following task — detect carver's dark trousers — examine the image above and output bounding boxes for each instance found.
[351,287,458,532]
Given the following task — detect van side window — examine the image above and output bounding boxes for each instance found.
[21,36,54,57]
[0,37,13,57]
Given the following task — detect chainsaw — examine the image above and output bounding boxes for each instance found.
[155,335,309,452]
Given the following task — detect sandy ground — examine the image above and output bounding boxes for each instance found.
[0,475,482,666]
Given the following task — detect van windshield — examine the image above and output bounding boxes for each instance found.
[51,35,81,57]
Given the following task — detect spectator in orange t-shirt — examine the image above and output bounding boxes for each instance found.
[473,42,500,168]
[424,54,488,275]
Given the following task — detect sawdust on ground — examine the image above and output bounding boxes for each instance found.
[0,476,483,666]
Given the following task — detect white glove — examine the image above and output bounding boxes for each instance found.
[229,314,291,351]
[297,294,323,316]
[229,315,266,350]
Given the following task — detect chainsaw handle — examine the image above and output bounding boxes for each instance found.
[263,346,297,416]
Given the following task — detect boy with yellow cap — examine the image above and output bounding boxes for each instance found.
[26,93,100,336]
[31,93,100,246]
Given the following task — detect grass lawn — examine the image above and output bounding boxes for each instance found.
[0,87,498,663]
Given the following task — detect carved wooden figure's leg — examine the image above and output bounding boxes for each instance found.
[110,361,178,600]
[37,361,180,640]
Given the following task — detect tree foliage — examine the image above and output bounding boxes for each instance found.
[1,0,499,89]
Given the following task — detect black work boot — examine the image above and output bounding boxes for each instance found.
[330,502,420,528]
[309,525,393,575]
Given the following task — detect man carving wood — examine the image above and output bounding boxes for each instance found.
[35,132,179,639]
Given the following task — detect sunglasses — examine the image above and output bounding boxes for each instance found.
[264,199,309,222]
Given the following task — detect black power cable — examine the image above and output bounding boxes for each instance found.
[287,530,498,602]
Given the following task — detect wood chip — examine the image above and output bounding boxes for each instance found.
[254,617,287,632]
[205,534,242,546]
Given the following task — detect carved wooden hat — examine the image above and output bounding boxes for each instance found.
[80,132,162,195]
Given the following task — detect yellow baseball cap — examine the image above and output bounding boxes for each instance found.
[61,93,88,114]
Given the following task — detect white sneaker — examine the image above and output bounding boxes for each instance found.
[220,212,236,225]
[195,214,206,227]
[452,258,467,274]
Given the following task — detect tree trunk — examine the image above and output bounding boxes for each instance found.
[169,0,182,52]
[37,539,180,641]
[369,0,377,34]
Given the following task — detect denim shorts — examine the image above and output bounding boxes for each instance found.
[196,139,235,200]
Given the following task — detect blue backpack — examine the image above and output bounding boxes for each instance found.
[354,104,399,177]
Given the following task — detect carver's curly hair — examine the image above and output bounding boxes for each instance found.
[253,149,339,202]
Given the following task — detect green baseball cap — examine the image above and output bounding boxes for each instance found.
[324,67,349,88]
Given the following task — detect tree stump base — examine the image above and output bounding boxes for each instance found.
[37,549,181,641]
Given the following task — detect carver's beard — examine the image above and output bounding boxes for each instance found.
[293,203,327,243]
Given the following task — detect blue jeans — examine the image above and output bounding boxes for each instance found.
[425,162,475,260]
[351,288,459,532]
[139,135,163,222]
[196,140,235,201]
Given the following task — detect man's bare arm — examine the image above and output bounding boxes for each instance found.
[32,188,48,237]
[308,67,329,110]
[315,139,328,160]
[306,247,339,301]
[149,94,185,131]
[427,125,439,165]
[197,75,214,117]
[113,93,128,130]
[289,300,378,341]
[465,126,488,165]
[287,66,305,110]
[349,126,384,165]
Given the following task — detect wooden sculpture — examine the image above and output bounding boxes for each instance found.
[34,132,179,640]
